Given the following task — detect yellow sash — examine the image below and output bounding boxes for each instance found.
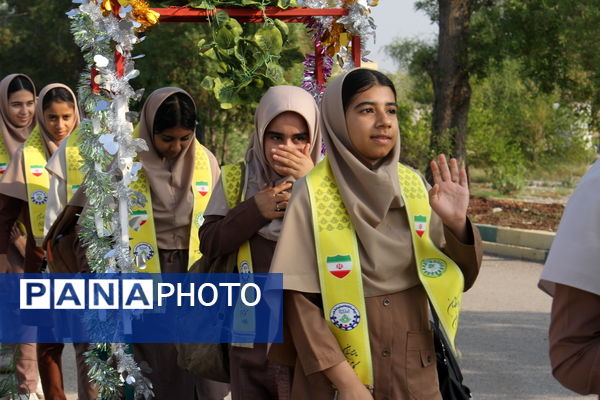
[306,158,465,387]
[65,128,84,202]
[23,127,50,245]
[221,162,256,344]
[128,140,213,273]
[0,136,9,176]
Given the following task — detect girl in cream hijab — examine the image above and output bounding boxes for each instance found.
[0,83,77,400]
[0,83,78,273]
[269,69,482,399]
[200,85,321,399]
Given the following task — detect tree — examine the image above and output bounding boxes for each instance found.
[0,0,83,89]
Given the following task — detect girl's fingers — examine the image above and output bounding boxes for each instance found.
[430,159,441,186]
[437,154,451,182]
[449,158,460,183]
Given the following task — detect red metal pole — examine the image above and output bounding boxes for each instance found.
[315,42,324,87]
[351,35,361,67]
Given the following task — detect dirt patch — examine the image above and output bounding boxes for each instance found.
[468,196,564,232]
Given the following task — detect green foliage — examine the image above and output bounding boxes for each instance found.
[387,72,433,170]
[135,18,309,163]
[0,0,83,89]
[468,60,594,194]
[198,10,304,109]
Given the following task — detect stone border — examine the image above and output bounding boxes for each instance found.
[476,224,556,262]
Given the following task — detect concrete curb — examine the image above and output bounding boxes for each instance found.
[475,224,555,262]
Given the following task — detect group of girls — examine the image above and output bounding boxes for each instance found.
[0,67,482,400]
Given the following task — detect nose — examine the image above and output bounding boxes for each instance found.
[283,137,295,147]
[376,110,392,128]
[170,141,182,155]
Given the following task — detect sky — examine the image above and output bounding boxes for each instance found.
[364,1,438,72]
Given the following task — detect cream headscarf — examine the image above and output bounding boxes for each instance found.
[270,69,447,296]
[136,87,201,249]
[204,85,322,241]
[0,73,37,155]
[539,159,600,297]
[0,83,79,201]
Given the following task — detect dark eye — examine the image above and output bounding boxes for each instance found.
[293,134,309,144]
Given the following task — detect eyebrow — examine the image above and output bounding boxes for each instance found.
[353,101,397,109]
[265,131,309,136]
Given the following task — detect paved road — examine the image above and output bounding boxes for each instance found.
[58,255,593,399]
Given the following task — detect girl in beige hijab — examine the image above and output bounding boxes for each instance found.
[64,87,227,400]
[268,69,482,400]
[0,73,42,400]
[539,161,600,396]
[200,85,322,400]
[0,83,79,274]
[0,82,77,400]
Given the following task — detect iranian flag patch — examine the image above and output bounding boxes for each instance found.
[196,181,209,196]
[30,165,44,177]
[414,215,427,237]
[130,210,148,231]
[0,163,6,174]
[327,255,352,279]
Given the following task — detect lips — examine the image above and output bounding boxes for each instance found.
[370,135,392,143]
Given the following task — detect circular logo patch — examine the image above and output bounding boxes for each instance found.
[239,261,251,274]
[133,242,155,261]
[330,302,360,331]
[196,212,204,228]
[31,190,48,205]
[420,258,447,277]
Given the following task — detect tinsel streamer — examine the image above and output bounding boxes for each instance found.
[67,0,155,398]
[301,0,376,80]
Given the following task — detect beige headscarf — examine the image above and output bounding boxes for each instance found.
[0,73,37,155]
[539,159,600,297]
[0,83,79,201]
[270,69,446,296]
[204,85,322,241]
[136,87,205,249]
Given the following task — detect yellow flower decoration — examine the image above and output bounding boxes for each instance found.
[99,0,159,29]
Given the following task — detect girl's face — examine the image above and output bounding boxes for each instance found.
[43,101,76,141]
[7,89,35,127]
[154,126,193,159]
[344,84,399,165]
[263,111,309,172]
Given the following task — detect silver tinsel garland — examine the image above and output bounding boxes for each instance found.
[68,0,153,398]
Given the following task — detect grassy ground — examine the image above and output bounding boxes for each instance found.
[469,160,592,203]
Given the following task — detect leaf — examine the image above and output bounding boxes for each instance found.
[200,76,215,90]
[223,19,243,37]
[265,62,284,83]
[274,19,289,41]
[276,0,292,9]
[215,26,237,49]
[254,25,283,55]
[214,10,230,26]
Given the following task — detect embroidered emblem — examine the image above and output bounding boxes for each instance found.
[239,261,251,274]
[420,258,447,278]
[330,303,360,331]
[71,184,80,194]
[0,163,7,174]
[30,165,44,177]
[133,242,155,261]
[196,212,204,228]
[196,181,209,196]
[129,210,148,231]
[414,215,427,237]
[31,190,47,205]
[326,254,352,278]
